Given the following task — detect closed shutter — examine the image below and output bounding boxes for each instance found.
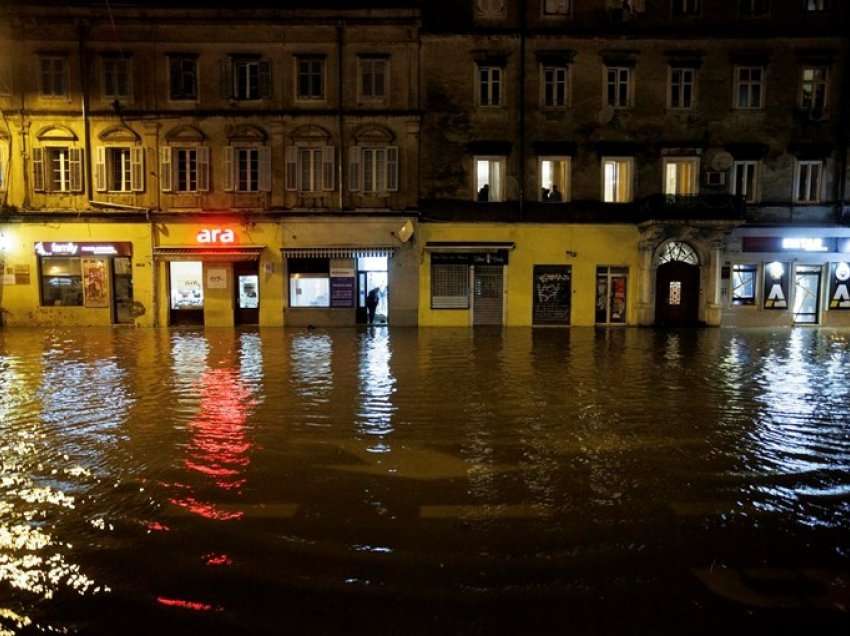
[258,145,271,192]
[473,265,504,325]
[69,147,84,192]
[197,146,210,192]
[258,60,272,99]
[285,146,298,191]
[386,146,399,192]
[159,146,172,192]
[32,147,45,192]
[94,146,107,192]
[220,58,233,99]
[0,142,8,190]
[130,146,144,192]
[321,145,335,191]
[431,263,470,309]
[348,145,361,191]
[223,145,234,191]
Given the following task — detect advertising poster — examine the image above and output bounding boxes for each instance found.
[82,258,109,308]
[829,262,850,310]
[763,262,789,310]
[207,268,228,289]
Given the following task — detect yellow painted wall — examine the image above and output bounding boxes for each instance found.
[418,223,642,327]
[0,221,154,327]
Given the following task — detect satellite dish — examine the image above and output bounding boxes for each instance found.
[711,151,734,172]
[397,220,414,244]
[598,105,615,125]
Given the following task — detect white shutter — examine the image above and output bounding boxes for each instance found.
[131,146,144,192]
[348,145,361,192]
[32,147,45,192]
[285,145,298,191]
[224,145,234,192]
[159,146,172,192]
[69,147,84,192]
[386,146,399,192]
[321,145,335,191]
[197,146,210,192]
[94,146,107,192]
[259,145,271,192]
[0,142,8,190]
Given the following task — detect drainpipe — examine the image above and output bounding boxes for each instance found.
[518,0,527,219]
[337,20,345,212]
[78,22,94,207]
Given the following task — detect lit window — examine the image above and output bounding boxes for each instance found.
[168,55,197,100]
[672,0,701,16]
[539,157,570,202]
[102,57,130,99]
[732,264,757,305]
[805,0,828,12]
[795,160,822,204]
[668,281,682,305]
[297,57,324,100]
[475,156,505,202]
[170,261,204,311]
[605,67,631,108]
[478,66,502,107]
[800,67,828,115]
[288,258,330,308]
[739,0,770,17]
[735,66,764,109]
[40,257,83,306]
[542,65,568,108]
[731,161,758,203]
[431,263,470,309]
[542,0,570,16]
[602,157,633,203]
[360,57,388,100]
[663,158,699,196]
[39,56,67,97]
[669,67,694,109]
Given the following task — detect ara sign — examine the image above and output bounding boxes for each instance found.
[196,228,236,244]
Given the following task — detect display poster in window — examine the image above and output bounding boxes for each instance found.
[330,277,355,308]
[610,276,627,322]
[532,265,571,325]
[206,268,227,289]
[763,262,789,309]
[82,258,109,307]
[829,262,850,310]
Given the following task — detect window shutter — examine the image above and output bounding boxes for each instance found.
[321,145,335,191]
[221,58,233,100]
[69,147,84,192]
[159,146,172,192]
[0,142,8,190]
[258,60,272,99]
[131,146,144,192]
[223,145,234,191]
[285,146,298,191]
[94,146,107,192]
[32,147,45,192]
[197,146,210,192]
[259,145,271,192]
[348,145,362,192]
[386,146,399,192]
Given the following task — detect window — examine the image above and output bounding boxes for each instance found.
[32,147,83,193]
[663,158,699,196]
[169,55,198,100]
[602,157,633,203]
[359,57,388,100]
[478,66,502,107]
[102,57,130,99]
[596,266,628,324]
[731,161,758,203]
[170,261,204,311]
[40,257,83,306]
[475,156,505,202]
[732,264,757,305]
[800,67,828,115]
[605,67,631,109]
[475,0,506,19]
[95,147,145,193]
[804,0,828,12]
[229,58,271,101]
[795,160,822,203]
[431,263,470,309]
[159,147,209,193]
[297,57,324,100]
[224,145,271,193]
[542,65,569,108]
[285,146,335,193]
[735,66,764,109]
[539,157,570,202]
[350,146,399,194]
[739,0,770,16]
[39,56,67,97]
[542,0,570,16]
[669,67,695,109]
[289,259,330,308]
[672,0,701,16]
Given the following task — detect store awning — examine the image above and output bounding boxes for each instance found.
[154,245,265,262]
[281,246,397,259]
[425,241,515,253]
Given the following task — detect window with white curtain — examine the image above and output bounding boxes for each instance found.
[663,158,699,196]
[602,157,633,203]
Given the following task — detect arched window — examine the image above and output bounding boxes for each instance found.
[657,241,699,266]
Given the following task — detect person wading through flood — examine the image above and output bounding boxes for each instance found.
[366,286,381,324]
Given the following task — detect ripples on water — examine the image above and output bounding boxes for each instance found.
[0,327,848,633]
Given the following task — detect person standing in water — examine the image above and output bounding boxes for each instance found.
[366,286,381,324]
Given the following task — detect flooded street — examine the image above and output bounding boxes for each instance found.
[1,327,849,634]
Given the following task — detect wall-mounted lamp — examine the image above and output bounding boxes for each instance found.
[565,250,577,258]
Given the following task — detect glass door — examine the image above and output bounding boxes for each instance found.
[234,262,259,325]
[793,266,821,325]
[596,266,628,324]
[112,257,134,324]
[356,257,389,325]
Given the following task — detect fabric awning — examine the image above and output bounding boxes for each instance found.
[281,246,397,259]
[154,245,264,262]
[425,241,515,253]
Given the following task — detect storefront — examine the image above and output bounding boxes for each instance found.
[722,228,850,328]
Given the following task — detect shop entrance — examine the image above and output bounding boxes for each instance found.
[112,257,134,324]
[169,261,204,326]
[473,265,504,325]
[356,256,389,325]
[234,262,260,325]
[596,266,628,325]
[793,266,821,325]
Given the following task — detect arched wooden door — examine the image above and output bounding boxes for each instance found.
[655,261,700,326]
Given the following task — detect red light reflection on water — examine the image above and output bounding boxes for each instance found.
[203,553,233,567]
[156,596,218,612]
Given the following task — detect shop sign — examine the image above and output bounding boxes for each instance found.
[533,265,572,326]
[829,262,850,310]
[330,277,355,308]
[431,251,509,265]
[196,228,236,244]
[82,258,109,308]
[206,268,228,289]
[742,237,840,253]
[34,241,132,257]
[763,261,789,310]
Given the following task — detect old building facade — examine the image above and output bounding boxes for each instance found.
[1,0,849,328]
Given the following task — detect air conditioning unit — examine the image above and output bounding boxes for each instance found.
[705,171,727,187]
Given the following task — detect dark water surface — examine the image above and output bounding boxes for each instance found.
[0,327,849,634]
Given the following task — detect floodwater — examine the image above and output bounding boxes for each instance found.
[0,327,849,635]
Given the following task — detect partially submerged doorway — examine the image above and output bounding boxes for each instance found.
[357,256,389,325]
[655,241,700,327]
[234,262,259,325]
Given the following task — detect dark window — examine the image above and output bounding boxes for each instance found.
[107,148,131,192]
[669,67,694,109]
[236,147,259,192]
[232,58,271,100]
[297,58,324,100]
[39,56,67,96]
[732,264,757,305]
[103,57,130,98]
[360,58,387,100]
[672,0,701,16]
[40,257,83,306]
[739,0,770,16]
[169,55,198,100]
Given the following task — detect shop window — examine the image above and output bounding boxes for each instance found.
[39,56,67,97]
[542,0,570,16]
[477,65,503,107]
[732,264,757,305]
[285,146,335,193]
[226,57,271,101]
[731,160,759,203]
[102,56,130,99]
[95,146,144,193]
[289,258,330,308]
[32,147,84,193]
[663,157,699,196]
[224,146,271,193]
[794,160,822,203]
[595,266,628,324]
[359,57,388,101]
[734,66,764,109]
[168,55,198,101]
[296,57,325,100]
[539,157,570,202]
[169,261,204,311]
[602,157,633,203]
[800,67,828,116]
[605,67,632,109]
[348,146,399,194]
[542,65,569,108]
[431,263,470,309]
[739,0,770,17]
[40,257,83,306]
[669,67,695,109]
